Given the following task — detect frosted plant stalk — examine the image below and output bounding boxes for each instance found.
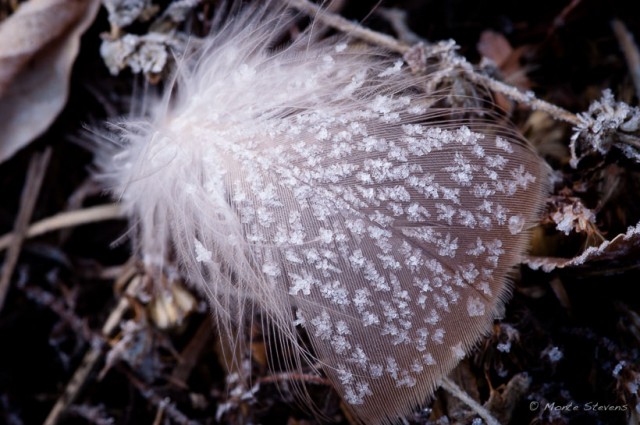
[96,3,550,424]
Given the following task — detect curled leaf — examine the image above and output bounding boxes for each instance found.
[0,0,100,164]
[525,221,640,272]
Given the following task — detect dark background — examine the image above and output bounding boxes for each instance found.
[1,0,639,424]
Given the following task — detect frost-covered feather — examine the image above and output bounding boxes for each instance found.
[96,3,550,424]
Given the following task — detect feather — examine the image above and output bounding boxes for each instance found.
[96,2,550,424]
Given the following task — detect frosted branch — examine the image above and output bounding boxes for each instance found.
[286,0,581,125]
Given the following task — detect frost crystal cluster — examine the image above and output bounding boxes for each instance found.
[98,4,549,424]
[570,89,640,166]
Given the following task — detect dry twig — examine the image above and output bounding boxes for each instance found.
[286,0,582,126]
[612,19,640,101]
[0,147,51,311]
[441,377,500,425]
[43,263,139,425]
[119,365,197,425]
[0,203,124,252]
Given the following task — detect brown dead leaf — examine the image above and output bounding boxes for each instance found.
[523,110,570,162]
[0,0,100,164]
[484,373,531,425]
[478,30,513,68]
[478,30,531,90]
[478,30,533,112]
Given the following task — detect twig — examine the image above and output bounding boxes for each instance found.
[170,318,214,388]
[550,0,582,34]
[377,8,422,45]
[119,365,198,425]
[463,72,581,126]
[21,284,97,345]
[287,0,409,54]
[58,178,103,243]
[66,404,114,425]
[43,265,140,425]
[612,19,640,101]
[0,148,51,311]
[441,377,500,425]
[286,0,582,126]
[256,371,331,387]
[0,204,124,252]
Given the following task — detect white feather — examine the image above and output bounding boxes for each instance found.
[96,3,550,424]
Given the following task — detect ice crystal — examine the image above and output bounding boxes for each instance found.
[543,346,564,363]
[612,361,626,377]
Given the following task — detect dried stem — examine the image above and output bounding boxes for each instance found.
[287,0,409,53]
[170,318,214,387]
[377,8,421,45]
[0,203,124,252]
[463,72,581,125]
[256,371,332,386]
[612,19,640,101]
[441,377,500,425]
[21,284,98,345]
[0,148,51,311]
[119,365,198,425]
[286,0,581,125]
[43,265,140,425]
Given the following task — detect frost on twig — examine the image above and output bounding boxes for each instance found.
[525,221,640,272]
[570,90,640,167]
[99,0,200,78]
[66,404,115,425]
[288,0,582,125]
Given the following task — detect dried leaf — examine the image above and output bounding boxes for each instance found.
[525,221,640,272]
[549,197,596,235]
[0,0,100,164]
[477,30,532,113]
[478,30,513,68]
[485,373,531,425]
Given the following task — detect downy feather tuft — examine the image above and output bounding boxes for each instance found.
[96,2,550,424]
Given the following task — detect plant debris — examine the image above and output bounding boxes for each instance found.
[1,1,639,424]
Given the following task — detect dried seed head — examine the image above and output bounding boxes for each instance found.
[96,3,550,424]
